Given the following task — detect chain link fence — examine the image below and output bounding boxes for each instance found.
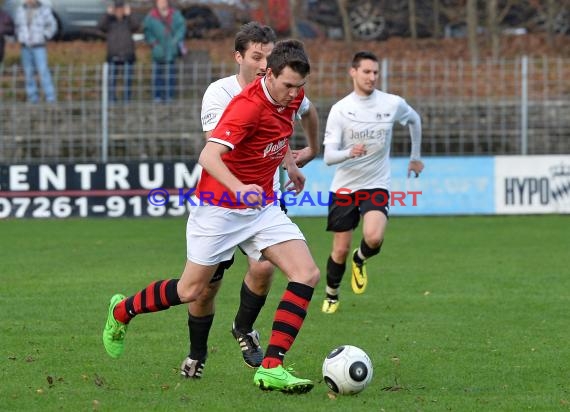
[0,55,568,164]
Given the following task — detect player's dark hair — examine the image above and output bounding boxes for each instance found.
[352,51,379,69]
[234,21,277,56]
[267,39,310,77]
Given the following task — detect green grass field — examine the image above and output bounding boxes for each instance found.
[1,215,569,412]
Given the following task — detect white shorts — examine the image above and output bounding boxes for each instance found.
[186,204,305,265]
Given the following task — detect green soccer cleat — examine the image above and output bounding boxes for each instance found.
[254,365,313,394]
[102,294,128,358]
[321,297,339,314]
[351,249,368,294]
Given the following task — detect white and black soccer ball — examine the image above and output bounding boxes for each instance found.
[322,345,373,395]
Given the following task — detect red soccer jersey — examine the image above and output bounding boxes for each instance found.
[197,77,304,208]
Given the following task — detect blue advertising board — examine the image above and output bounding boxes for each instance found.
[285,156,495,217]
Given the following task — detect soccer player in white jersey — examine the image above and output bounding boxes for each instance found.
[103,39,319,394]
[321,51,424,314]
[180,22,319,378]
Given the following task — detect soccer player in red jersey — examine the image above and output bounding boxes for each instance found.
[103,39,319,394]
[181,22,319,380]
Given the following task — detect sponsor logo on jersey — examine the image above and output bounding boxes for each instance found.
[263,138,288,158]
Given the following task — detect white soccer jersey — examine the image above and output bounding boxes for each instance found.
[323,89,418,192]
[201,75,311,193]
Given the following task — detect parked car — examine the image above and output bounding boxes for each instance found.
[3,0,107,39]
[129,0,250,39]
[307,0,438,40]
[307,0,387,40]
[2,0,251,40]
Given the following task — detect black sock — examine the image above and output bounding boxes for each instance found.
[354,239,382,266]
[359,238,382,260]
[234,281,267,333]
[326,255,346,290]
[187,313,214,361]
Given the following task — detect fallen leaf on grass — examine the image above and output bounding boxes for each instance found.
[382,385,405,391]
[94,374,105,387]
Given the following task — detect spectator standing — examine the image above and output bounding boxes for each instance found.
[0,9,15,64]
[14,0,57,103]
[143,0,186,102]
[98,0,139,102]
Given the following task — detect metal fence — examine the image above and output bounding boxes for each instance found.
[0,55,568,164]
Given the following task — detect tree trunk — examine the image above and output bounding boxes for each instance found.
[487,0,500,61]
[409,0,418,40]
[467,0,479,63]
[432,0,441,38]
[289,0,298,38]
[546,0,556,47]
[337,0,353,44]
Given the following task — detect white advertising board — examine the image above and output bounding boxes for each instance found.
[495,155,570,214]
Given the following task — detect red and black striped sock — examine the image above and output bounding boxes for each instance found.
[261,281,314,369]
[113,279,181,324]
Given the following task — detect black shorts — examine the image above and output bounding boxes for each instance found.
[209,197,288,283]
[326,188,390,232]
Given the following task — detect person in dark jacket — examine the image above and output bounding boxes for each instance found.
[0,9,15,64]
[98,0,139,102]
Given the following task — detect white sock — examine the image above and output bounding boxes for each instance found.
[325,286,338,298]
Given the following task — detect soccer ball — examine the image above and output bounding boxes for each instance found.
[322,345,373,395]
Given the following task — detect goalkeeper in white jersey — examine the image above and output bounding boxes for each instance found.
[321,51,424,314]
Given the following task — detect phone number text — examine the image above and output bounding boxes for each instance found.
[0,196,189,218]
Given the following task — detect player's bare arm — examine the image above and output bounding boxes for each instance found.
[199,141,263,205]
[282,149,306,194]
[292,102,320,167]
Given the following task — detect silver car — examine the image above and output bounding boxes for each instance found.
[3,0,107,39]
[3,0,251,40]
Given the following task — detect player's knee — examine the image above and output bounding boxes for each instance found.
[246,262,275,289]
[195,282,221,305]
[332,245,351,262]
[245,272,273,294]
[363,233,384,249]
[177,283,205,303]
[301,264,320,287]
